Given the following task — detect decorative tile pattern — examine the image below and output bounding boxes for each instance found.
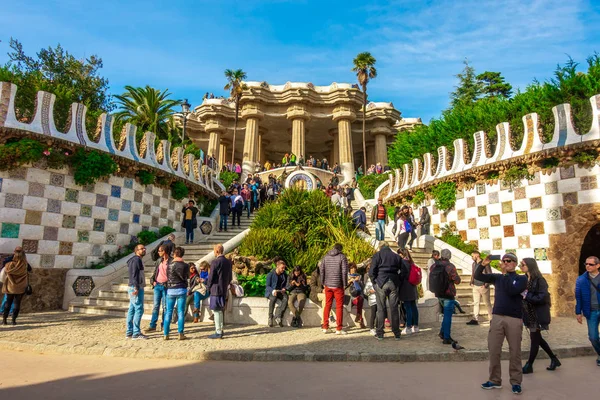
[560,166,575,179]
[563,192,578,206]
[547,208,562,221]
[532,222,545,235]
[25,210,42,225]
[169,200,175,209]
[40,254,55,268]
[80,205,92,217]
[518,235,530,248]
[503,225,515,237]
[65,188,79,203]
[476,184,486,195]
[143,204,151,215]
[449,221,457,231]
[96,194,108,208]
[22,239,38,254]
[73,276,95,296]
[9,168,27,179]
[62,215,76,229]
[529,197,542,209]
[134,191,143,203]
[124,178,134,189]
[199,221,213,235]
[151,216,159,227]
[106,233,116,245]
[545,181,558,195]
[82,184,95,193]
[505,248,517,256]
[457,209,465,220]
[49,173,65,187]
[160,208,167,218]
[477,205,487,217]
[145,185,153,194]
[516,211,528,224]
[44,226,59,241]
[490,215,501,227]
[111,185,122,198]
[153,195,160,207]
[479,227,489,239]
[534,248,548,261]
[47,199,62,213]
[133,214,140,224]
[530,171,541,185]
[162,188,169,198]
[1,223,20,238]
[468,218,477,229]
[93,219,105,232]
[493,238,503,250]
[108,209,119,221]
[459,230,467,241]
[28,182,45,197]
[175,212,181,221]
[122,200,132,212]
[581,176,598,190]
[514,187,526,200]
[5,193,23,209]
[74,256,87,268]
[432,205,438,215]
[488,192,499,204]
[78,230,89,243]
[59,241,73,255]
[501,201,513,214]
[467,197,475,208]
[91,244,102,256]
[500,180,511,191]
[120,223,129,234]
[433,224,440,235]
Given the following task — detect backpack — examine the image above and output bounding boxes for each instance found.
[429,261,449,297]
[408,263,422,286]
[404,220,412,233]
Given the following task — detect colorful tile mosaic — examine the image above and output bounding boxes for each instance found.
[96,194,108,208]
[122,200,132,212]
[22,239,38,254]
[160,208,167,218]
[82,184,95,193]
[488,192,499,204]
[151,216,159,227]
[65,188,79,203]
[108,209,119,221]
[106,233,116,245]
[560,166,575,179]
[111,185,121,198]
[581,176,598,190]
[457,209,465,220]
[78,230,89,243]
[500,180,511,191]
[93,219,105,232]
[534,248,548,261]
[124,178,134,189]
[547,208,562,221]
[49,173,65,187]
[467,197,475,208]
[47,199,62,213]
[145,185,153,194]
[5,193,23,209]
[563,192,578,206]
[162,188,169,198]
[493,238,503,250]
[91,245,102,256]
[133,214,140,224]
[28,182,45,197]
[80,205,92,217]
[72,276,95,295]
[514,187,526,200]
[40,254,55,268]
[476,184,486,195]
[516,211,528,224]
[25,210,42,225]
[503,225,515,237]
[62,215,76,229]
[59,241,73,255]
[545,181,558,195]
[468,218,477,229]
[478,205,487,217]
[143,204,151,215]
[449,221,457,231]
[433,224,440,235]
[134,191,143,202]
[501,201,513,214]
[74,256,87,268]
[518,235,530,248]
[459,230,467,241]
[505,248,517,256]
[1,223,20,238]
[529,197,542,209]
[490,215,501,227]
[532,222,545,235]
[120,223,129,234]
[479,227,489,239]
[43,226,59,241]
[530,171,541,185]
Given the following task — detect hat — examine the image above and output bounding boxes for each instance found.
[440,249,452,260]
[502,253,518,262]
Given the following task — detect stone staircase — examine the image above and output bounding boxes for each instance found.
[351,199,493,322]
[69,213,256,319]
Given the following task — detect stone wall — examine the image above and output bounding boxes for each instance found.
[0,268,67,312]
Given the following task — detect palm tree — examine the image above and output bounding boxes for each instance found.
[113,85,181,143]
[224,69,247,164]
[352,52,377,174]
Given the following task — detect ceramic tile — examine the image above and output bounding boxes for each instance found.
[545,181,558,195]
[530,171,541,185]
[175,212,181,221]
[40,254,55,268]
[1,223,20,238]
[82,184,95,193]
[505,248,517,256]
[468,218,477,229]
[141,226,149,232]
[62,215,76,229]
[534,248,548,261]
[133,214,140,224]
[77,230,89,243]
[120,223,129,234]
[493,238,503,250]
[9,168,27,179]
[145,185,153,194]
[91,244,102,256]
[476,184,486,195]
[532,222,545,235]
[44,226,59,241]
[153,195,160,207]
[501,201,513,214]
[24,210,43,225]
[160,208,167,218]
[459,230,467,241]
[500,180,511,191]
[124,178,134,189]
[65,188,79,203]
[122,200,132,212]
[479,227,489,239]
[151,216,159,227]
[457,209,465,220]
[433,224,440,235]
[547,208,562,221]
[74,256,87,268]
[111,185,122,198]
[478,205,487,217]
[108,209,119,221]
[518,235,530,248]
[93,219,105,232]
[488,192,499,204]
[47,199,62,213]
[516,211,528,224]
[581,176,598,190]
[560,166,575,179]
[22,239,38,254]
[563,192,578,206]
[432,205,438,215]
[49,173,65,187]
[514,187,526,200]
[106,233,116,245]
[467,197,475,208]
[5,193,23,209]
[529,197,542,209]
[59,241,73,255]
[134,191,143,203]
[162,188,169,197]
[143,204,151,215]
[28,182,45,197]
[80,205,92,217]
[490,214,501,227]
[503,225,515,237]
[96,194,108,208]
[169,200,175,209]
[449,221,457,231]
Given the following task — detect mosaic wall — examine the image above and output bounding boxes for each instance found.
[0,165,185,269]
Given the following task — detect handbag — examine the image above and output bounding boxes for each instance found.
[25,273,32,296]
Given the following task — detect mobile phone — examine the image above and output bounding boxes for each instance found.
[489,254,501,261]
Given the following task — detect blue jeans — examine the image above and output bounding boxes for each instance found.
[439,298,455,340]
[1,294,14,315]
[586,310,600,356]
[219,214,228,230]
[404,300,419,328]
[164,292,187,335]
[184,220,194,242]
[149,284,167,329]
[126,287,144,336]
[245,200,251,217]
[375,219,386,241]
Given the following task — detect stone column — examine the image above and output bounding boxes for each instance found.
[258,133,269,167]
[366,143,376,167]
[370,121,394,167]
[329,128,339,165]
[333,105,356,184]
[218,139,230,169]
[241,103,263,177]
[205,118,225,168]
[287,104,310,160]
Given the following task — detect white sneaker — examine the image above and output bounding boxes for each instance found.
[413,326,420,333]
[322,329,329,334]
[369,329,377,336]
[335,330,347,335]
[402,327,412,335]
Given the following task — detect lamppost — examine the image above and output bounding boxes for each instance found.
[181,99,191,144]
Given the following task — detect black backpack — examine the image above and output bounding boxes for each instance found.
[429,261,449,297]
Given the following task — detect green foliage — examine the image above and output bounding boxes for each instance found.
[136,170,156,185]
[239,228,298,265]
[158,226,176,237]
[451,59,482,106]
[430,182,457,212]
[170,181,189,200]
[197,197,218,217]
[501,165,534,189]
[45,147,69,169]
[219,171,240,189]
[412,190,426,207]
[486,170,500,180]
[237,274,267,297]
[572,150,599,166]
[386,205,396,220]
[477,71,513,99]
[0,138,45,170]
[438,225,478,255]
[137,230,158,245]
[156,175,170,187]
[389,54,600,167]
[357,173,389,199]
[541,157,560,169]
[70,148,117,185]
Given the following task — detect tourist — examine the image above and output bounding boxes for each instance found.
[352,206,367,232]
[207,244,232,339]
[287,265,308,328]
[406,207,418,250]
[428,250,440,268]
[331,190,342,208]
[332,163,341,174]
[282,153,289,166]
[146,245,172,333]
[347,263,366,329]
[364,264,378,336]
[375,162,383,174]
[298,154,304,166]
[466,250,492,326]
[264,160,272,170]
[163,247,190,341]
[370,242,402,340]
[430,249,461,344]
[340,189,349,209]
[575,255,600,366]
[418,206,431,235]
[230,189,243,227]
[250,179,259,212]
[234,163,242,174]
[290,153,297,165]
[370,198,388,241]
[321,158,329,171]
[345,185,355,203]
[1,248,31,326]
[394,206,411,249]
[218,191,230,232]
[398,248,419,334]
[1,247,32,317]
[181,200,198,244]
[241,184,251,218]
[309,264,324,305]
[475,253,528,395]
[357,165,363,176]
[126,244,147,339]
[245,173,253,184]
[350,177,357,189]
[320,243,349,334]
[187,263,209,323]
[520,258,560,373]
[265,260,289,327]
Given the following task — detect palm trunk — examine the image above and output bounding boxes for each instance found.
[232,100,239,166]
[362,85,367,175]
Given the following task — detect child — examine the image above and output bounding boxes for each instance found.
[346,263,366,328]
[364,269,378,336]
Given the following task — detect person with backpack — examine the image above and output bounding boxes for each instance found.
[346,263,366,329]
[394,206,411,249]
[429,248,461,344]
[352,207,367,232]
[398,248,421,335]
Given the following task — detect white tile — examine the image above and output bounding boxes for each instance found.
[3,179,29,194]
[38,240,59,255]
[119,211,132,223]
[575,164,600,177]
[121,188,134,201]
[79,192,96,206]
[0,239,20,254]
[528,209,546,222]
[500,213,516,226]
[75,217,93,231]
[526,184,545,198]
[489,226,504,239]
[503,236,518,249]
[107,196,122,210]
[41,212,62,227]
[95,182,111,196]
[44,185,65,200]
[54,255,74,268]
[478,239,493,251]
[105,221,120,234]
[26,168,51,185]
[476,216,490,228]
[72,242,92,256]
[142,193,153,204]
[131,202,143,214]
[19,224,44,240]
[513,199,529,212]
[0,208,25,224]
[26,254,40,268]
[538,261,552,274]
[543,194,563,207]
[61,202,80,216]
[545,220,566,234]
[92,206,109,220]
[557,178,580,193]
[89,231,106,244]
[530,235,549,248]
[22,196,48,212]
[57,228,77,242]
[579,189,600,204]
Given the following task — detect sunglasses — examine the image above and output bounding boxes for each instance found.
[502,259,515,263]
[585,263,598,266]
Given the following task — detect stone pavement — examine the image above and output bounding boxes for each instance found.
[0,311,593,362]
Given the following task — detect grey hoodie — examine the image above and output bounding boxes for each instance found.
[319,248,349,289]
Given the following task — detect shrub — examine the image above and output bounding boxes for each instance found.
[70,148,118,185]
[357,173,390,199]
[197,197,218,217]
[0,138,45,171]
[239,228,298,266]
[412,190,426,207]
[170,180,189,200]
[219,171,239,189]
[158,226,176,237]
[541,157,560,169]
[237,274,267,297]
[572,150,598,167]
[137,230,158,245]
[430,182,457,212]
[501,165,534,189]
[438,225,478,255]
[136,170,156,185]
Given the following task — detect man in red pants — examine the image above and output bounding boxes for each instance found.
[319,243,349,335]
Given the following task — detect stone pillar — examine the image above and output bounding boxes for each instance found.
[218,140,230,169]
[241,103,263,177]
[258,133,269,168]
[328,129,339,165]
[287,104,310,161]
[333,105,356,184]
[366,143,376,167]
[205,118,225,168]
[370,122,393,166]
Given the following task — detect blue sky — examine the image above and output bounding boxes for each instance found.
[1,0,599,122]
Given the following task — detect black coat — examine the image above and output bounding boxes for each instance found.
[369,246,402,288]
[208,255,233,297]
[523,276,551,327]
[398,260,417,301]
[167,260,189,290]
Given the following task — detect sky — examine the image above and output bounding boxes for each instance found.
[1,0,599,122]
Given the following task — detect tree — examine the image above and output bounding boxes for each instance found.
[224,69,248,165]
[450,58,482,106]
[113,85,181,144]
[477,71,513,98]
[352,52,377,174]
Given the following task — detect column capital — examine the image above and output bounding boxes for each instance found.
[332,105,356,122]
[286,104,311,121]
[241,103,264,120]
[369,120,394,137]
[204,118,226,134]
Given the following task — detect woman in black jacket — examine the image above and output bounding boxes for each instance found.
[419,206,430,235]
[521,258,560,373]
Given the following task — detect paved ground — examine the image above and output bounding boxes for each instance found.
[0,349,596,399]
[0,311,594,362]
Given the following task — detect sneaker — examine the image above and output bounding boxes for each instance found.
[376,335,384,341]
[208,333,223,339]
[335,330,347,335]
[322,328,330,334]
[145,327,157,333]
[132,334,148,340]
[438,332,444,340]
[394,333,401,341]
[277,318,284,328]
[512,385,522,395]
[125,334,132,339]
[412,326,420,333]
[268,317,274,327]
[481,381,502,390]
[163,335,169,341]
[466,319,479,325]
[178,333,187,341]
[402,327,412,335]
[442,338,454,345]
[369,329,377,336]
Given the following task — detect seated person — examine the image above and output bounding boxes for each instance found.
[287,266,308,328]
[265,260,288,327]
